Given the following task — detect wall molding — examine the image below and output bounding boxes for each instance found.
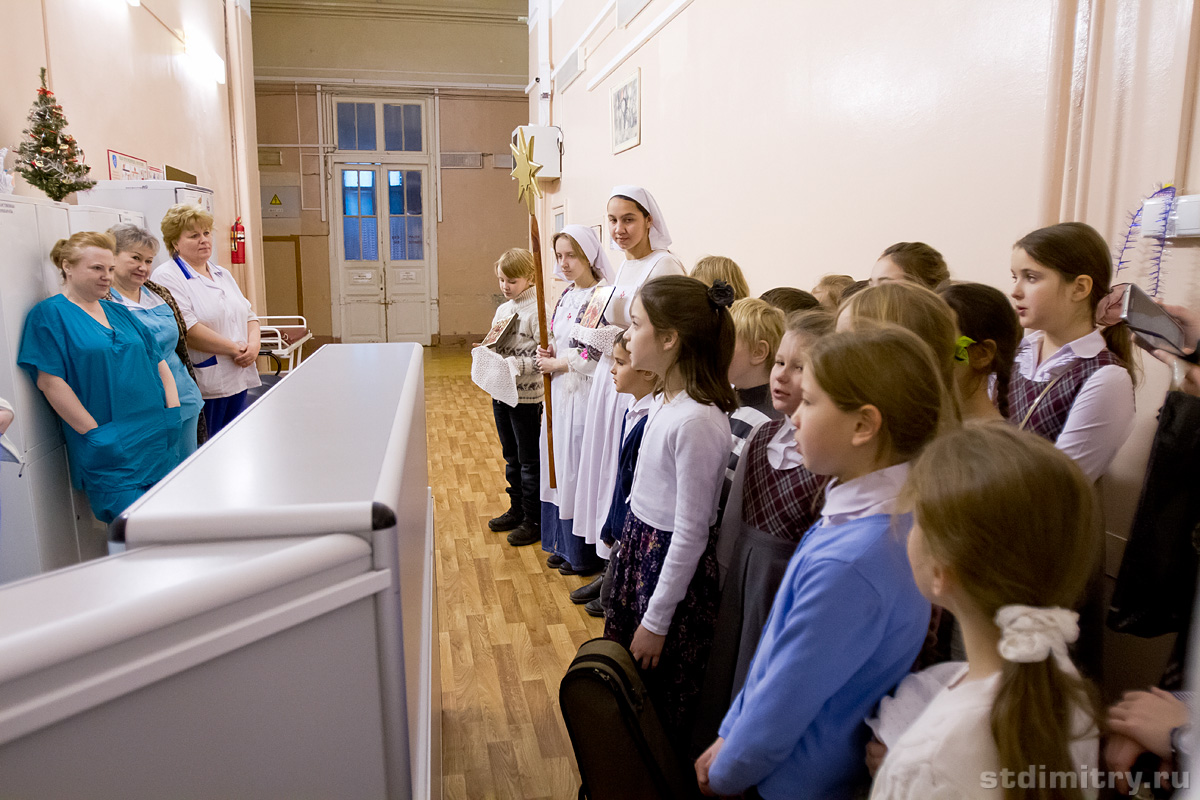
[252,1,526,27]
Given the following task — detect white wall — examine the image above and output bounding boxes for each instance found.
[0,0,264,305]
[531,0,1200,694]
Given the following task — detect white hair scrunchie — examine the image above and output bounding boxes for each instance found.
[995,605,1079,667]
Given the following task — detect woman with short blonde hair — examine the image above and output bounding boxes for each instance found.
[150,203,261,434]
[18,231,181,528]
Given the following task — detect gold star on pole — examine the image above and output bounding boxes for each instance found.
[510,128,543,215]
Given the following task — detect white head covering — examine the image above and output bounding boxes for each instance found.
[608,185,673,252]
[553,224,614,283]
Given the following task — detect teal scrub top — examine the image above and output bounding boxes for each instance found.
[18,294,178,492]
[114,289,204,422]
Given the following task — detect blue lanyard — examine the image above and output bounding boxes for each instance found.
[174,255,217,280]
[173,255,195,279]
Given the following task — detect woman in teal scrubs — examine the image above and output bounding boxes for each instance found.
[107,223,205,461]
[18,231,181,526]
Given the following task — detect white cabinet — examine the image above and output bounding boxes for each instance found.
[0,343,439,799]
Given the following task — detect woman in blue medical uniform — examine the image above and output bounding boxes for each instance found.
[107,223,205,461]
[18,231,181,526]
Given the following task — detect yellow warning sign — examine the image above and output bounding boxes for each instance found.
[269,194,282,206]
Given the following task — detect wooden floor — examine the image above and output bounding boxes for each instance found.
[426,346,604,800]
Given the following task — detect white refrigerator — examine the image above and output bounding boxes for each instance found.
[79,180,214,243]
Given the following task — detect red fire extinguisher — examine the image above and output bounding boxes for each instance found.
[230,216,246,265]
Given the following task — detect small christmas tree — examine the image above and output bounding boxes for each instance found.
[15,68,96,201]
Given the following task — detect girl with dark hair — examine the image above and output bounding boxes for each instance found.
[872,425,1099,799]
[1008,222,1136,482]
[605,275,734,752]
[871,242,950,289]
[937,282,1022,423]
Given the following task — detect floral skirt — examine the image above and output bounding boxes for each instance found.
[604,510,720,756]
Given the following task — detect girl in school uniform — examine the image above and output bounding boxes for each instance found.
[937,282,1022,425]
[696,309,836,749]
[870,425,1100,799]
[696,325,948,800]
[837,282,961,414]
[571,187,685,562]
[870,242,950,290]
[535,224,612,575]
[1008,222,1137,482]
[606,275,736,752]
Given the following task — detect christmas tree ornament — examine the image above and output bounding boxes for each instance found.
[15,68,96,201]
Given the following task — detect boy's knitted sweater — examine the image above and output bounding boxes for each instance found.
[491,286,544,404]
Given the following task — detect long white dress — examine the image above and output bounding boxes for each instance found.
[570,250,685,558]
[539,281,606,565]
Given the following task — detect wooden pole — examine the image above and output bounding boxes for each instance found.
[529,213,556,489]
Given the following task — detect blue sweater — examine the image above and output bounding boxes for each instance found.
[709,512,930,800]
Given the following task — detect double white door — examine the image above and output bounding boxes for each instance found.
[335,163,434,344]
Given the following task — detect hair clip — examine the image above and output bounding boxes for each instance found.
[1095,282,1129,328]
[954,335,976,363]
[707,279,735,310]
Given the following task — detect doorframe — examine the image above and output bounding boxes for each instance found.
[327,156,439,345]
[262,235,304,318]
[324,94,438,344]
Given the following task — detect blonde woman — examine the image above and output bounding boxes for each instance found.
[151,204,260,434]
[18,232,180,525]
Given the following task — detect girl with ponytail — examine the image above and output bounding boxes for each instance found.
[871,425,1099,799]
[1008,222,1136,482]
[938,282,1022,423]
[605,275,734,753]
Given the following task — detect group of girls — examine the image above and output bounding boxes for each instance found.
[17,204,260,536]
[483,182,1142,798]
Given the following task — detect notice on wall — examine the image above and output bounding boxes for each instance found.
[108,150,163,181]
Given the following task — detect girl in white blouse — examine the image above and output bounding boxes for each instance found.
[872,425,1100,800]
[1007,222,1136,482]
[605,275,736,754]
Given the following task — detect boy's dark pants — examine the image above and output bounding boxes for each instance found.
[492,400,542,524]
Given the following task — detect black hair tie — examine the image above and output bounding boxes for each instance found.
[707,279,735,310]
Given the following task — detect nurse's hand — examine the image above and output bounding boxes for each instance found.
[232,342,257,368]
[0,408,13,435]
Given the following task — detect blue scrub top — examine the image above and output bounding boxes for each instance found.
[117,289,204,423]
[18,294,177,492]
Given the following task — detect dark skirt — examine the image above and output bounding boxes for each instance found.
[541,501,599,569]
[604,510,720,756]
[693,523,797,751]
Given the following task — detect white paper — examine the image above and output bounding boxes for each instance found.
[471,346,519,407]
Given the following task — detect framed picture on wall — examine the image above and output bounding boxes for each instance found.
[610,70,641,154]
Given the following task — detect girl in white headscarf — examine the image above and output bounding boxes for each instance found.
[534,225,613,573]
[569,188,685,607]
